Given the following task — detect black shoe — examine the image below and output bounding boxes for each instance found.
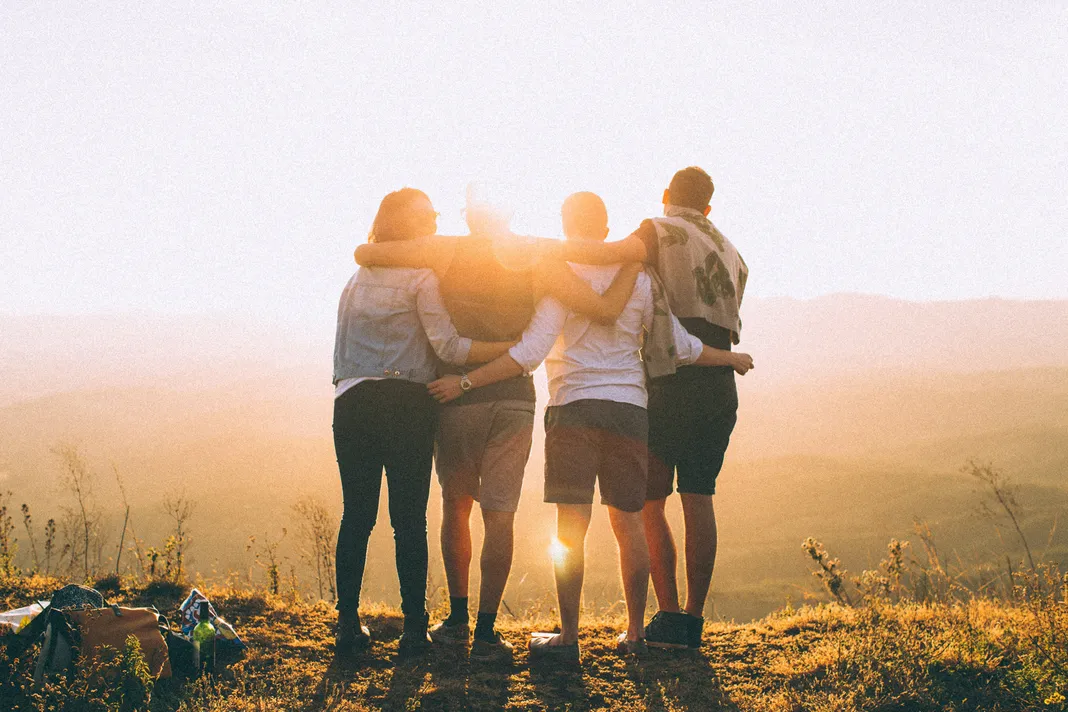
[398,613,432,657]
[644,611,692,650]
[687,614,705,649]
[335,611,371,656]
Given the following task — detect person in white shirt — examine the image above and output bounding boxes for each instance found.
[427,193,753,661]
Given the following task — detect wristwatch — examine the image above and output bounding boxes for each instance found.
[459,374,473,392]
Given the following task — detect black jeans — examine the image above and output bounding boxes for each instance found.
[333,379,437,619]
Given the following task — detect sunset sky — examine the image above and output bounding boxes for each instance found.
[3,2,1066,324]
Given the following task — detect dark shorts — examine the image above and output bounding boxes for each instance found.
[647,366,738,499]
[544,399,649,513]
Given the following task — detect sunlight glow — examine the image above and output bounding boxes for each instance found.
[549,538,568,566]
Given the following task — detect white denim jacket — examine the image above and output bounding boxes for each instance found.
[333,267,472,385]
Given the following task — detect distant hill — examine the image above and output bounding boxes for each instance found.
[741,294,1068,383]
[1,297,1066,620]
[0,312,329,407]
[3,295,1067,405]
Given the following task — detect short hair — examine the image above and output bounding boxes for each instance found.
[667,166,714,211]
[368,188,431,243]
[561,191,608,239]
[465,182,513,236]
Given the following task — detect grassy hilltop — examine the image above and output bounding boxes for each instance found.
[1,572,1066,712]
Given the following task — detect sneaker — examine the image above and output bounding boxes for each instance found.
[398,613,432,658]
[429,620,470,646]
[335,612,371,656]
[687,615,705,650]
[615,632,648,657]
[470,630,514,662]
[644,611,692,650]
[528,632,580,665]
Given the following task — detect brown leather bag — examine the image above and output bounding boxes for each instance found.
[65,606,172,679]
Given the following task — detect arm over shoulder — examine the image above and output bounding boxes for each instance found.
[413,270,472,365]
[535,260,640,325]
[507,297,568,373]
[354,235,456,271]
[556,232,649,266]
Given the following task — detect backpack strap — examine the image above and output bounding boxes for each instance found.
[40,608,77,677]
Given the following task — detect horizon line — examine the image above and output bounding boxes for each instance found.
[4,292,1068,320]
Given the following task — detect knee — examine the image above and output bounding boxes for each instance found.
[391,513,428,540]
[442,497,474,526]
[610,511,646,543]
[642,502,669,529]
[482,510,516,540]
[339,512,376,540]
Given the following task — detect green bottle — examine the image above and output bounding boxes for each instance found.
[192,600,216,675]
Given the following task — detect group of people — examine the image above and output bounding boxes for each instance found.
[331,166,753,664]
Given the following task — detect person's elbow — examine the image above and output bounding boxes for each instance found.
[679,351,702,367]
[353,244,376,265]
[441,352,467,367]
[436,339,469,366]
[505,348,537,375]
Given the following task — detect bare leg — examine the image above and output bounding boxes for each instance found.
[608,506,650,641]
[642,497,681,613]
[554,504,592,643]
[440,495,474,599]
[478,508,515,615]
[680,493,717,617]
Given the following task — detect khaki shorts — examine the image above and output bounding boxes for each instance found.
[435,399,535,513]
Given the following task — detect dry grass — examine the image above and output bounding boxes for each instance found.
[2,576,1067,711]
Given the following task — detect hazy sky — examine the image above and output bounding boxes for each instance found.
[3,1,1066,323]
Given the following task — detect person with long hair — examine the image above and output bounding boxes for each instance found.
[332,188,515,658]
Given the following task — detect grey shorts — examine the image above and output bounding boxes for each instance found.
[435,399,535,513]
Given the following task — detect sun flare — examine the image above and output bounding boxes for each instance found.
[549,537,568,566]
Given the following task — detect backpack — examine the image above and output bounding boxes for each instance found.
[33,590,172,682]
[26,584,106,681]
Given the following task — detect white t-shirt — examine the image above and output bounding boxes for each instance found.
[507,265,703,409]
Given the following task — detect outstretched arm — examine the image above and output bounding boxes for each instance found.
[427,354,527,404]
[354,235,456,271]
[693,346,754,374]
[428,297,567,403]
[664,307,755,375]
[533,260,641,325]
[547,233,648,266]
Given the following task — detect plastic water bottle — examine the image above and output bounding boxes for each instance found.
[192,600,216,675]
